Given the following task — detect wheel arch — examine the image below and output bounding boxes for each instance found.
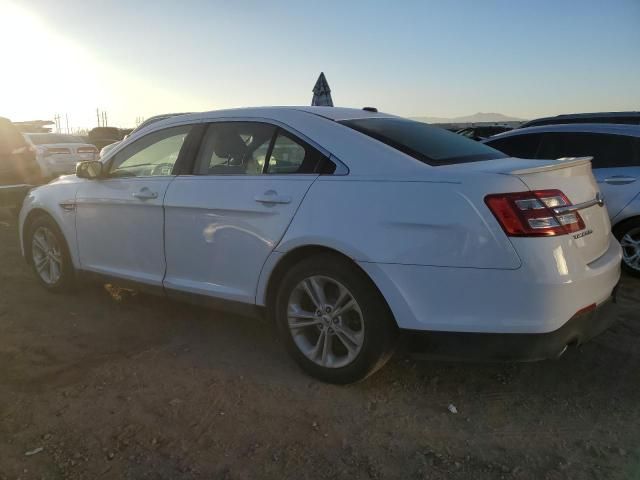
[612,214,640,235]
[260,245,398,327]
[22,208,72,266]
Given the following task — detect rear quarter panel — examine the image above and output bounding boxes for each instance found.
[274,175,525,268]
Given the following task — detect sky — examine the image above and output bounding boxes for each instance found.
[0,0,639,130]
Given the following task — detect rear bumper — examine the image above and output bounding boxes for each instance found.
[406,291,619,362]
[358,234,622,333]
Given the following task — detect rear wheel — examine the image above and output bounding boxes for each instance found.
[614,218,640,277]
[275,253,397,384]
[27,215,75,291]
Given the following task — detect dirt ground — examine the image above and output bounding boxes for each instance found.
[0,209,639,480]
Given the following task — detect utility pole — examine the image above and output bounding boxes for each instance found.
[96,108,101,127]
[65,114,70,134]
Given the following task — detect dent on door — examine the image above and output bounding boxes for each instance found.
[162,176,316,303]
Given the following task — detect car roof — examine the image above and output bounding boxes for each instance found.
[161,106,395,124]
[487,123,640,141]
[520,111,640,127]
[24,132,78,136]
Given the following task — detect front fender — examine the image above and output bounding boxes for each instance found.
[19,182,81,268]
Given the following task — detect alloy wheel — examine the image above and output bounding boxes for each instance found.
[620,227,640,273]
[31,226,63,285]
[287,275,365,368]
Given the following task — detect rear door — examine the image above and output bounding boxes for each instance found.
[163,121,332,304]
[537,132,640,219]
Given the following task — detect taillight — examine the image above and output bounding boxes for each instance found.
[485,189,585,237]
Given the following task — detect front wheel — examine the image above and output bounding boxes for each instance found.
[26,215,75,291]
[614,218,640,278]
[275,253,397,384]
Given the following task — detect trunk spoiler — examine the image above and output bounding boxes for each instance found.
[509,157,593,175]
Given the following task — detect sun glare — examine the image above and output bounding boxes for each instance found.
[0,1,100,126]
[0,1,206,128]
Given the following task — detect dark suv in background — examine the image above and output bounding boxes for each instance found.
[485,123,640,276]
[519,111,640,129]
[0,117,44,210]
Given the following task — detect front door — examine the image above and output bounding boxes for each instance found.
[75,124,193,286]
[537,132,640,219]
[590,134,640,220]
[163,121,329,304]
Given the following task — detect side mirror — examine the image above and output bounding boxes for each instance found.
[76,160,103,179]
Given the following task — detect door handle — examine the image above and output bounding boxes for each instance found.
[254,190,291,205]
[603,176,637,185]
[132,188,158,200]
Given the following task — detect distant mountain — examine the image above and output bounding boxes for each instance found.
[411,112,525,124]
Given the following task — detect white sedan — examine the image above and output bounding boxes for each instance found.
[24,133,98,178]
[18,107,622,383]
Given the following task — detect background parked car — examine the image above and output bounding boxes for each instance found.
[456,125,512,141]
[88,127,123,151]
[519,111,640,129]
[0,117,43,210]
[24,133,98,178]
[485,123,640,276]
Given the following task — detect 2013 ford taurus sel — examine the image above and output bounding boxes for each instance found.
[18,107,622,383]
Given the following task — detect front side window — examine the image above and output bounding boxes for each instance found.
[109,125,191,177]
[536,132,637,169]
[339,118,507,166]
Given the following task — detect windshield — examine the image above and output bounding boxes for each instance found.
[26,134,86,145]
[339,118,507,165]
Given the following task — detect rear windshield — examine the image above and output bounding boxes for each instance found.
[26,134,85,145]
[339,118,507,165]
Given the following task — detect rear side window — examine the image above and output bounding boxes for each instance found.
[536,132,637,168]
[485,134,543,159]
[195,122,335,175]
[339,118,506,165]
[196,122,276,175]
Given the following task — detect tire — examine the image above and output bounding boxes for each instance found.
[274,253,397,384]
[614,218,640,278]
[26,215,75,292]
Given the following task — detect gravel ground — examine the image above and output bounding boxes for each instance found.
[1,210,639,480]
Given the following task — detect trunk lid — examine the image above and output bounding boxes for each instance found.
[452,157,611,264]
[510,157,610,264]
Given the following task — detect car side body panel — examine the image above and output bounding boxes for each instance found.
[19,176,82,267]
[272,175,524,268]
[612,190,640,226]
